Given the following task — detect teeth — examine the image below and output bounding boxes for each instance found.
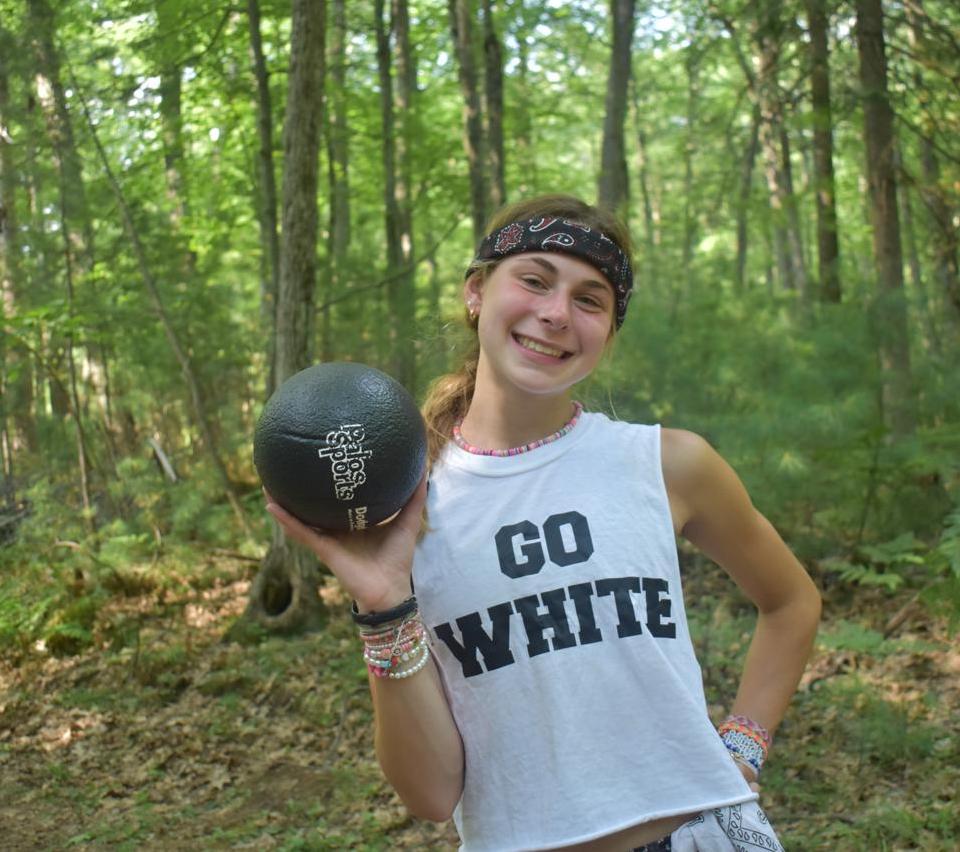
[517,335,565,357]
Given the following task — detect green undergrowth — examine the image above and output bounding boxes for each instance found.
[1,484,959,848]
[0,467,266,658]
[685,560,959,850]
[4,562,950,849]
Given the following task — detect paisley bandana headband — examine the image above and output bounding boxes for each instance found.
[466,216,634,328]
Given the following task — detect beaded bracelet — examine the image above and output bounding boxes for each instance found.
[362,618,426,668]
[389,642,430,679]
[366,635,430,679]
[718,715,771,777]
[360,610,431,680]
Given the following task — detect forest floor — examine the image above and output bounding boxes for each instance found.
[1,550,958,851]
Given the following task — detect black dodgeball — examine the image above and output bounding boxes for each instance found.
[254,362,427,531]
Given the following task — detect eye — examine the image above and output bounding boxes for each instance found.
[576,294,607,311]
[520,275,548,290]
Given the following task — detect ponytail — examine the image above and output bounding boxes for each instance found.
[422,341,479,471]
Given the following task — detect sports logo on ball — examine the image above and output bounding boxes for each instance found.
[318,425,372,527]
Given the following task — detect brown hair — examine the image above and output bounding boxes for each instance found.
[421,194,633,470]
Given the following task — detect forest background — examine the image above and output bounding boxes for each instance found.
[1,0,958,848]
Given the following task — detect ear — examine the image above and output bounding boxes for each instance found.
[463,272,484,309]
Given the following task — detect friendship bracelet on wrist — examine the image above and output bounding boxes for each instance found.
[721,714,772,747]
[358,607,431,680]
[718,715,771,777]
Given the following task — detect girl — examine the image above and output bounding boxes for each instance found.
[265,195,821,851]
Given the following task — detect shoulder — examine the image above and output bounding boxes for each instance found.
[660,427,717,493]
[660,428,754,536]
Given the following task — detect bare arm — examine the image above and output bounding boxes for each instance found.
[662,429,821,739]
[266,481,464,820]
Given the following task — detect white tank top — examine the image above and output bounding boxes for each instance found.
[412,412,756,851]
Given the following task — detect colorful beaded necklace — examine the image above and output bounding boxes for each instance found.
[452,401,583,457]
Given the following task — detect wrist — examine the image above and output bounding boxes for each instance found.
[718,714,771,777]
[354,585,414,616]
[351,594,418,626]
[356,599,430,681]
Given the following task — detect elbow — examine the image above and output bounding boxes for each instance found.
[379,751,463,823]
[803,576,823,631]
[400,786,461,823]
[789,576,822,650]
[407,799,458,824]
[760,573,821,639]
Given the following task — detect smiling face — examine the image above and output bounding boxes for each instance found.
[464,252,615,399]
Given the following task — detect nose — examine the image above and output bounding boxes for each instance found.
[538,292,570,330]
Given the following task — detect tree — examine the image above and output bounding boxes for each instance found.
[905,0,960,333]
[481,0,505,210]
[805,0,841,303]
[322,0,350,362]
[375,0,417,391]
[0,23,17,491]
[27,0,97,529]
[597,0,636,214]
[733,105,761,292]
[247,0,281,394]
[750,0,808,295]
[0,21,36,472]
[855,0,915,437]
[246,0,328,633]
[449,0,487,241]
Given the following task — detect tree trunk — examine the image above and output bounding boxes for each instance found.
[481,0,505,210]
[779,126,809,296]
[855,0,915,437]
[630,77,657,284]
[513,1,535,195]
[735,106,761,292]
[246,0,328,636]
[905,0,960,334]
[374,0,416,391]
[754,16,791,291]
[247,0,281,396]
[0,27,16,492]
[597,0,635,214]
[391,0,416,391]
[805,0,841,303]
[900,182,941,355]
[448,0,487,242]
[29,0,116,456]
[323,0,350,363]
[156,0,189,233]
[28,0,99,527]
[26,0,93,262]
[59,203,95,534]
[681,47,699,277]
[0,32,36,462]
[753,2,807,296]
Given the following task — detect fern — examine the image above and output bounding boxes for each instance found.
[833,560,905,591]
[937,506,960,579]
